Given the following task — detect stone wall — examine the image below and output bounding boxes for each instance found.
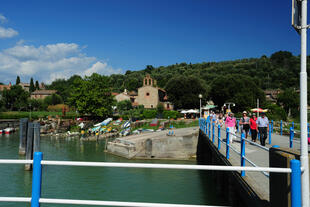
[197,130,268,207]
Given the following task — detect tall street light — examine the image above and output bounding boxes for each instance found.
[292,1,309,205]
[199,94,202,118]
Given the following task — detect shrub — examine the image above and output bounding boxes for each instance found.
[143,110,157,119]
[47,104,70,112]
[265,103,287,121]
[44,94,63,106]
[163,110,181,119]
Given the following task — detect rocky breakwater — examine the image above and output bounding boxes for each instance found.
[107,127,199,160]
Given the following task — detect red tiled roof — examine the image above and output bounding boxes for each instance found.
[0,84,10,91]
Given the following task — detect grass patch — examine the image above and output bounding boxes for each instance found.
[0,111,77,119]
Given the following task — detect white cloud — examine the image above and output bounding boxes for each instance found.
[0,26,18,38]
[84,61,122,76]
[0,43,123,83]
[0,14,7,23]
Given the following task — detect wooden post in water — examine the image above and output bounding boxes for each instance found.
[25,122,34,171]
[19,118,28,155]
[33,122,40,153]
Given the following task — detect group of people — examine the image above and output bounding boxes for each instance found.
[209,111,269,146]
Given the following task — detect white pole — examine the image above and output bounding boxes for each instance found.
[200,98,202,118]
[300,1,309,206]
[257,98,259,117]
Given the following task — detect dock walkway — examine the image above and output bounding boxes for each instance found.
[207,126,308,201]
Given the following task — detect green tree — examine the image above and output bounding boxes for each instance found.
[2,85,29,111]
[44,94,63,106]
[165,76,208,109]
[145,65,154,74]
[277,88,299,117]
[29,78,35,93]
[35,80,40,90]
[29,98,47,111]
[156,103,164,114]
[69,73,115,117]
[47,75,82,104]
[116,100,133,114]
[209,74,265,112]
[15,76,20,85]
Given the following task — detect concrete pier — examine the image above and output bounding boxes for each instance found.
[107,127,198,159]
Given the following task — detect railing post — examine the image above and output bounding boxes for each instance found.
[31,152,43,207]
[290,127,294,148]
[280,120,283,136]
[240,133,245,177]
[205,119,208,135]
[269,123,272,145]
[292,121,294,129]
[271,120,274,133]
[208,121,211,138]
[237,119,239,133]
[218,124,221,150]
[212,123,215,143]
[226,128,230,159]
[258,131,260,141]
[290,159,301,207]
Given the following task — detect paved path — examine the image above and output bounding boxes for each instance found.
[203,126,309,202]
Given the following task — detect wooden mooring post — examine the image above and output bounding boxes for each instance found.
[19,118,28,155]
[22,120,40,171]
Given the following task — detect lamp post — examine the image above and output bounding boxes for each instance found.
[199,94,202,118]
[292,0,310,205]
[224,102,235,114]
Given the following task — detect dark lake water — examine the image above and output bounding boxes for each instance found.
[0,133,227,207]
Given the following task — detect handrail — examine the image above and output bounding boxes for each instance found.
[0,159,292,173]
[0,197,227,207]
[0,153,297,207]
[39,198,227,207]
[243,139,269,151]
[0,159,33,164]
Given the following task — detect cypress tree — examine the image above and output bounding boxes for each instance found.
[35,80,40,90]
[30,78,35,93]
[16,76,20,85]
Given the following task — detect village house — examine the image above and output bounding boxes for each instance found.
[18,83,30,92]
[264,89,282,103]
[0,82,11,91]
[114,89,138,106]
[114,74,173,110]
[31,90,57,100]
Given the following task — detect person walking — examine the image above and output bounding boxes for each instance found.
[218,113,224,127]
[225,112,236,143]
[240,111,250,139]
[250,114,258,142]
[256,112,269,146]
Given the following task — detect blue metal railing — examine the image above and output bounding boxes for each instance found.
[0,153,298,207]
[0,120,302,207]
[199,118,302,207]
[199,118,300,177]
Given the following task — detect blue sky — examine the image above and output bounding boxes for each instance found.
[0,0,305,84]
